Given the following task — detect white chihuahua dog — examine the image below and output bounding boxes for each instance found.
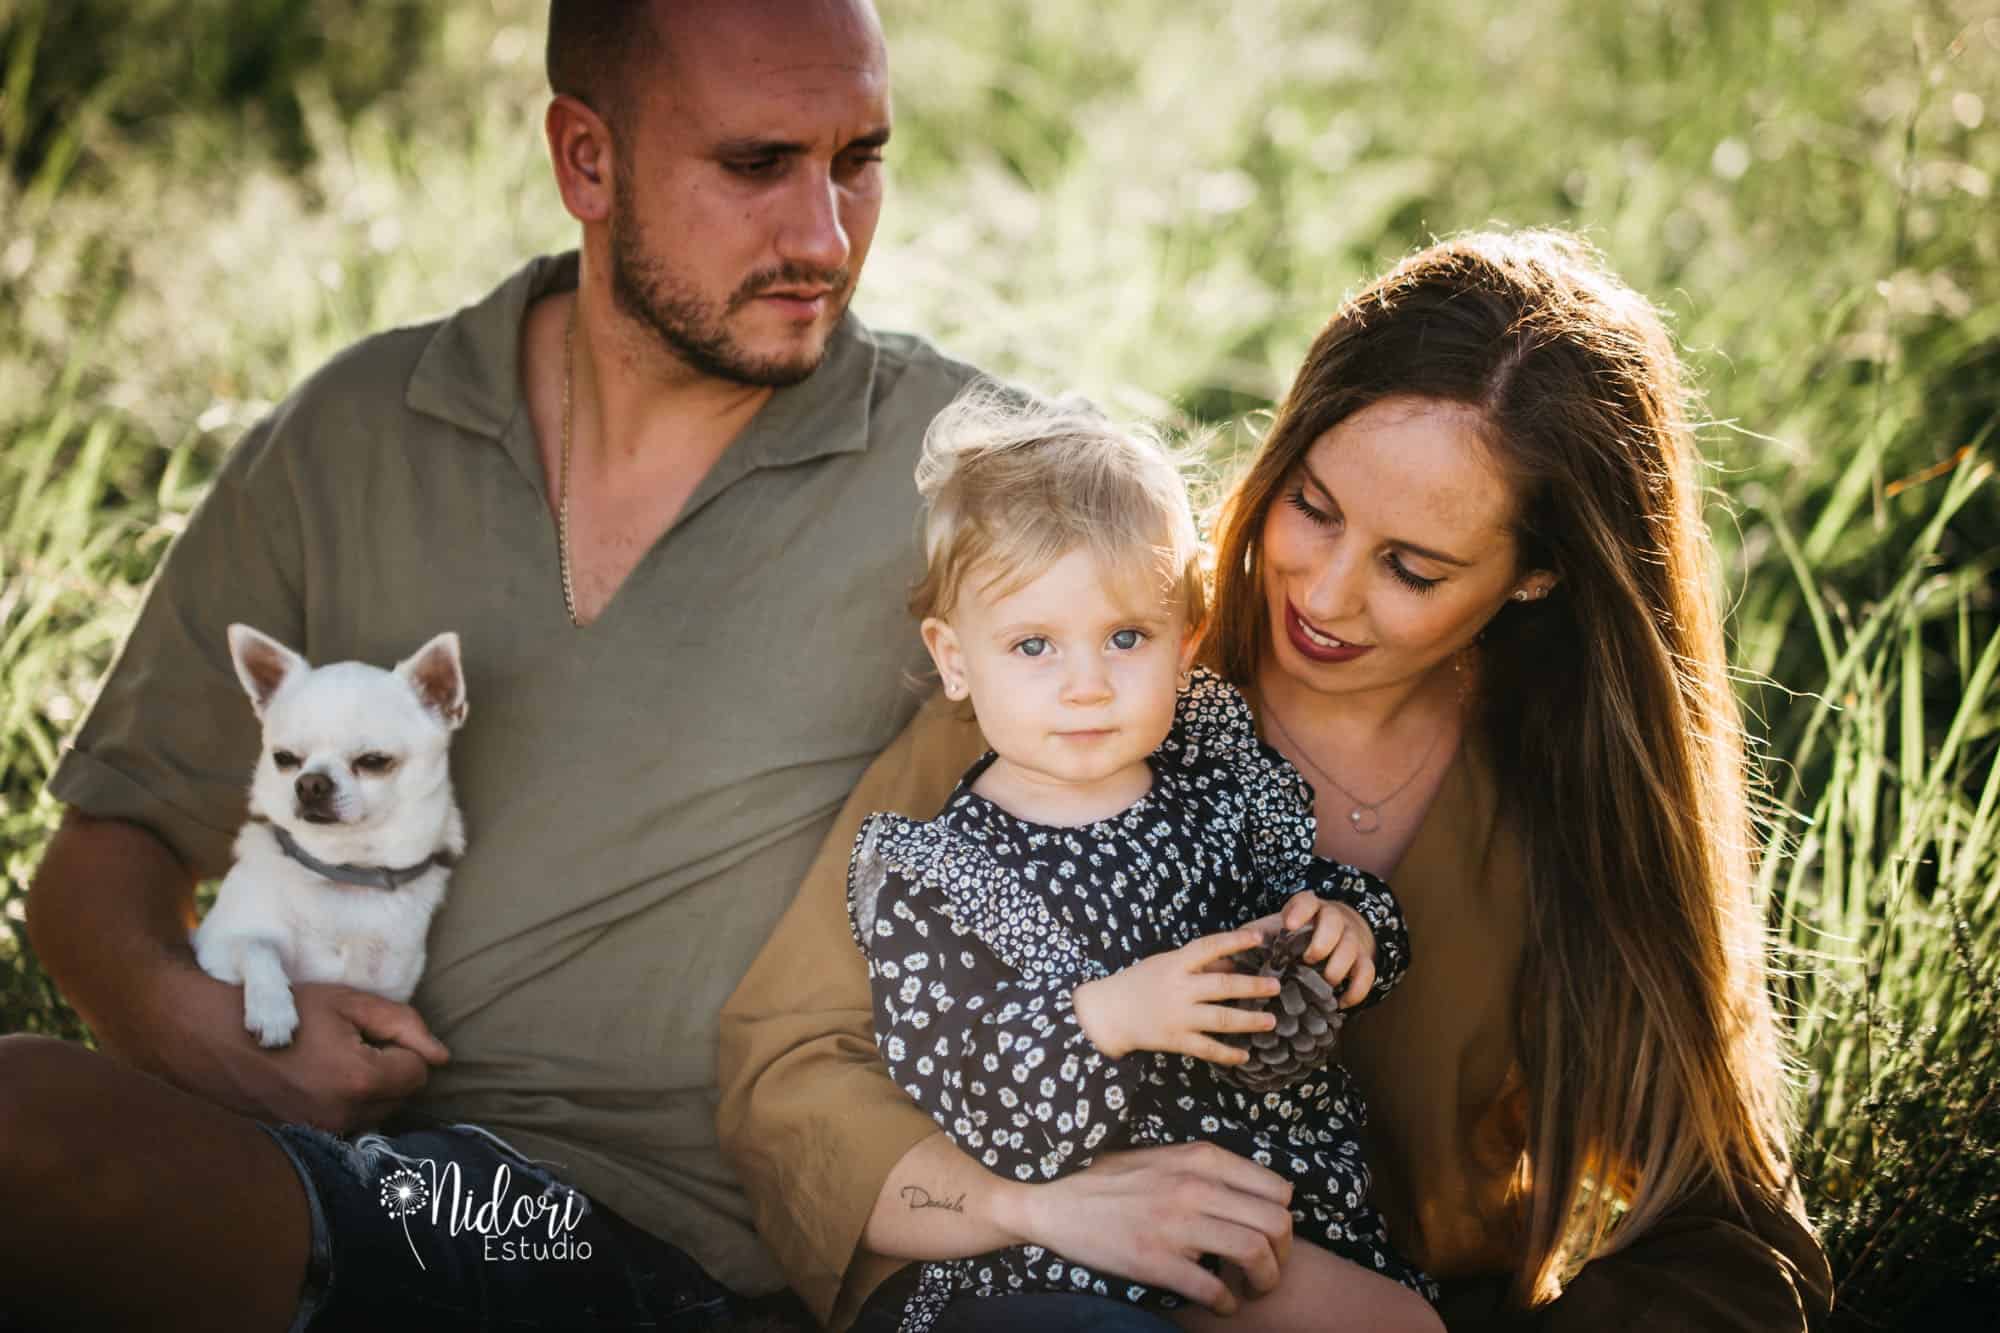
[193,624,467,1048]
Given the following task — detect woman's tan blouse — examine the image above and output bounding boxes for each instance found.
[716,692,1834,1331]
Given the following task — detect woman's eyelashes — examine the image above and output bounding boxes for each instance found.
[1284,485,1442,595]
[1386,560,1440,594]
[1285,485,1332,527]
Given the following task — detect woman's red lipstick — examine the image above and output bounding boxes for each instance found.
[1285,602,1373,663]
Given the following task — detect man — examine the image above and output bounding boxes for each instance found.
[5,2,963,1327]
[2,3,1302,1330]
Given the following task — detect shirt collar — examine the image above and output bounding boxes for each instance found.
[404,250,882,488]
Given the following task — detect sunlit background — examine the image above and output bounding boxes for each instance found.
[1,1,1994,1325]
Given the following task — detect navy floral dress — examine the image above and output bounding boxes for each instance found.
[846,670,1436,1331]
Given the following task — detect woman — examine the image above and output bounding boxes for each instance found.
[717,230,1832,1331]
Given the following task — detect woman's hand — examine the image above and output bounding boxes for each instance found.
[1003,1140,1297,1316]
[1072,929,1281,1063]
[865,1130,1298,1316]
[1274,890,1379,1007]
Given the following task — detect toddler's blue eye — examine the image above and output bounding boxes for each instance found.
[1016,637,1049,657]
[1110,629,1145,650]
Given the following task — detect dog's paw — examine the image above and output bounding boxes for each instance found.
[244,990,300,1048]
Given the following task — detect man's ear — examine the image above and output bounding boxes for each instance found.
[546,94,614,225]
[396,632,469,730]
[920,617,969,702]
[227,624,307,720]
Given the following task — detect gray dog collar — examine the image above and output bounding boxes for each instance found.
[257,818,456,891]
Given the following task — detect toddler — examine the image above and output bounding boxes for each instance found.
[847,387,1440,1332]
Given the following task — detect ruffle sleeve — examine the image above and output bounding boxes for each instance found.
[846,812,1142,1182]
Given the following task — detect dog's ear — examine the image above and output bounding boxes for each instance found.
[396,631,468,730]
[228,624,308,719]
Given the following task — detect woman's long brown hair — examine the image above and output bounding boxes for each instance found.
[1202,230,1796,1303]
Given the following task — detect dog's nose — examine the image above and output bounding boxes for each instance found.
[295,772,334,804]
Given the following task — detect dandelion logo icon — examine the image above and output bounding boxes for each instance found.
[378,1167,431,1270]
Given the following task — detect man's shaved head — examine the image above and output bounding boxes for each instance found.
[547,0,882,130]
[546,0,662,127]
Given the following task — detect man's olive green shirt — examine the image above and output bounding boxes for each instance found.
[49,252,980,1294]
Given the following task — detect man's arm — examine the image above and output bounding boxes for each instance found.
[717,693,1296,1330]
[26,813,199,1066]
[27,811,447,1132]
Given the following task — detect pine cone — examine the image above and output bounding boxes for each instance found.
[1215,926,1344,1093]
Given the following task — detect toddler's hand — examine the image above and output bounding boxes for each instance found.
[1072,930,1281,1064]
[1277,890,1378,1007]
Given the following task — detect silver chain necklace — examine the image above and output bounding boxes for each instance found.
[1261,655,1466,834]
[558,304,580,627]
[1263,703,1442,834]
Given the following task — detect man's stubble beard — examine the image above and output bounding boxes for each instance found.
[608,179,851,390]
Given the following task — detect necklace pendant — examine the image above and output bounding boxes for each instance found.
[1349,806,1382,834]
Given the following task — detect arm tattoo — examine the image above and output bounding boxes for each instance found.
[900,1184,968,1214]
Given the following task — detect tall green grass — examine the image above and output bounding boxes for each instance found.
[2,1,1994,1325]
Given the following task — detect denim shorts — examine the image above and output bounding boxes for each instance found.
[259,1116,808,1332]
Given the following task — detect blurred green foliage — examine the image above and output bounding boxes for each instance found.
[0,0,438,186]
[1,0,1995,1326]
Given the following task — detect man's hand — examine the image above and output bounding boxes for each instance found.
[1271,890,1378,1007]
[1072,929,1281,1063]
[29,813,448,1134]
[1005,1141,1296,1316]
[157,965,449,1133]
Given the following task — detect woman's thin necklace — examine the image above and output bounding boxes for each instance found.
[1262,677,1453,835]
[558,303,579,628]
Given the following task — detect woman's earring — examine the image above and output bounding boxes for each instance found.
[1511,590,1528,602]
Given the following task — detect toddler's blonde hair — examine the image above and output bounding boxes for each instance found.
[910,383,1206,631]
